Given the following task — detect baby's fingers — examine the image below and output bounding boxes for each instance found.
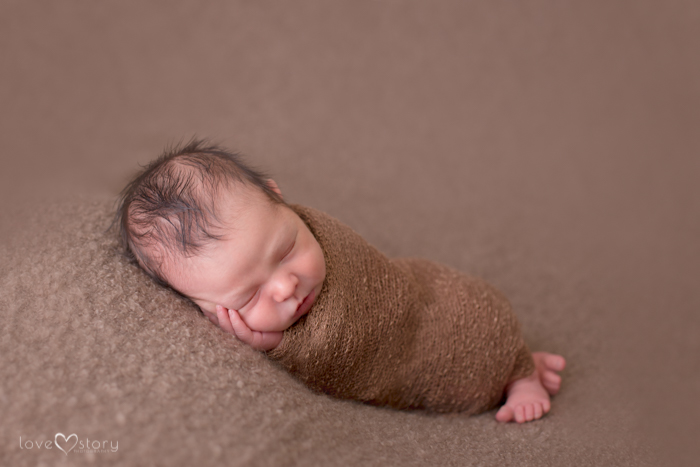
[216,306,283,351]
[215,305,237,334]
[220,306,256,345]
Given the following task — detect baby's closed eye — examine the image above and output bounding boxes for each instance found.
[280,239,296,261]
[236,289,260,311]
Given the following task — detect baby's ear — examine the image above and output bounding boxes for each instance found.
[266,179,283,199]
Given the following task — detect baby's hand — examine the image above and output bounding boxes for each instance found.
[215,305,283,351]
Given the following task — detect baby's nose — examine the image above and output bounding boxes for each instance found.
[271,273,299,303]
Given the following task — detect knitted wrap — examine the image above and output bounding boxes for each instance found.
[267,205,534,413]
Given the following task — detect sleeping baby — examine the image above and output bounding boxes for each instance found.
[116,140,565,423]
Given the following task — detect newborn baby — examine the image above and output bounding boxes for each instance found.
[117,140,565,423]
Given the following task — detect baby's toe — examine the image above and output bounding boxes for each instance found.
[533,403,543,420]
[543,399,551,414]
[514,405,526,423]
[543,371,561,385]
[524,404,535,421]
[542,372,562,394]
[495,405,514,423]
[545,354,566,372]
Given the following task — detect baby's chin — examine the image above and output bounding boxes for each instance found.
[250,308,310,333]
[244,318,296,333]
[247,286,320,332]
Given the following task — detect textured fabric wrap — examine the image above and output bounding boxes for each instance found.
[267,205,535,413]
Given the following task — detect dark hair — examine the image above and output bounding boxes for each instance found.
[114,138,284,286]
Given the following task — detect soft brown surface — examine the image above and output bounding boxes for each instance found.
[271,204,534,413]
[1,1,699,466]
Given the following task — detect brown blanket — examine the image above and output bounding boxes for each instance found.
[268,205,535,414]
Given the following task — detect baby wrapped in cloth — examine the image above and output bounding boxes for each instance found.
[268,205,535,414]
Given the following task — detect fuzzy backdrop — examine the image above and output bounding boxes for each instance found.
[1,1,699,466]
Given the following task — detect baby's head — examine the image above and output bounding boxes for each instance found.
[116,140,326,332]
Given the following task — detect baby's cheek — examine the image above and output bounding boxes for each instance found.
[238,307,275,332]
[300,248,323,278]
[238,311,257,330]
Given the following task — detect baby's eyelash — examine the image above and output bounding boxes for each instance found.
[240,290,258,309]
[282,240,295,259]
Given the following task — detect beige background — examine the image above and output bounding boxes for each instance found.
[1,1,699,465]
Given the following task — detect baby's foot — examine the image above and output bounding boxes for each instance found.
[495,351,566,423]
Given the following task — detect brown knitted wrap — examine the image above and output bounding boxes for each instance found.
[267,205,535,414]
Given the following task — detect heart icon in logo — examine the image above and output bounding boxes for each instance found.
[54,433,78,455]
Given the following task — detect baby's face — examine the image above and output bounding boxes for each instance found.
[165,186,326,333]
